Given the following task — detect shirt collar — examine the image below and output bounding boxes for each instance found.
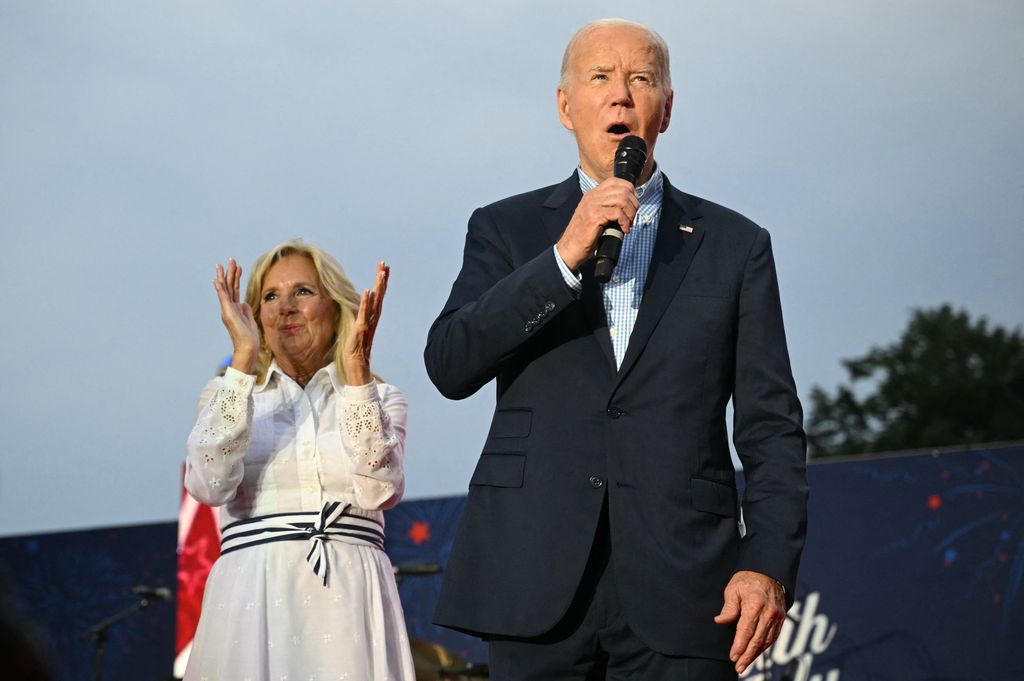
[254,361,280,392]
[254,359,336,393]
[577,164,663,205]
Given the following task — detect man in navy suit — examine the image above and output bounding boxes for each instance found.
[424,18,808,681]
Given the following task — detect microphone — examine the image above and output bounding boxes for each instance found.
[130,585,172,601]
[392,562,442,585]
[593,135,648,283]
[392,563,442,577]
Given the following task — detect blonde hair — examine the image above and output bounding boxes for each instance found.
[559,18,672,92]
[245,240,371,385]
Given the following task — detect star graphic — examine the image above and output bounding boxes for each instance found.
[407,520,431,545]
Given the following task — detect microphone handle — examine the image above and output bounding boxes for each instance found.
[593,222,624,283]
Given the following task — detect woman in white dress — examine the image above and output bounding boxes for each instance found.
[184,240,415,681]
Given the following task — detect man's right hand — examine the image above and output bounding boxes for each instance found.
[556,177,639,272]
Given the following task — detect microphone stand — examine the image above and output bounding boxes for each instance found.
[80,594,156,681]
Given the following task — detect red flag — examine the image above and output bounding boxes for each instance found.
[174,473,220,676]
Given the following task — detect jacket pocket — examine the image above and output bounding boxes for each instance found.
[690,476,738,517]
[470,453,526,488]
[487,408,532,438]
[483,408,532,453]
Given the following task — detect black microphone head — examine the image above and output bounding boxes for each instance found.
[613,135,648,186]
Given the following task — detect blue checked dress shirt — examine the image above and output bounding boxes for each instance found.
[553,166,665,368]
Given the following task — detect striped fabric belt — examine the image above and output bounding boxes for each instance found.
[219,501,384,587]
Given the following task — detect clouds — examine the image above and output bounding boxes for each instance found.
[1,1,1021,535]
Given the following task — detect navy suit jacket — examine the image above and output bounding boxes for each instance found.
[424,172,808,659]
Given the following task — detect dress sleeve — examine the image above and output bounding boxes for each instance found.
[339,381,407,510]
[184,367,255,506]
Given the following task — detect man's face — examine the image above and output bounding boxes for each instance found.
[558,25,673,183]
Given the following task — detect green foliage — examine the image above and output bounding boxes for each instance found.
[807,305,1024,458]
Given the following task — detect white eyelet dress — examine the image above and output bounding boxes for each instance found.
[183,362,415,681]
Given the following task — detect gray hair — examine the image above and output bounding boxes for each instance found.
[559,18,672,91]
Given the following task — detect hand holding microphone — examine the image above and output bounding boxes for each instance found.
[594,135,648,283]
[555,135,649,276]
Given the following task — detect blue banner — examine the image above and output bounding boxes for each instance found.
[1,444,1020,680]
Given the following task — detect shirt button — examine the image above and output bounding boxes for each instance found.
[612,276,620,283]
[589,475,604,489]
[609,327,618,337]
[606,407,622,419]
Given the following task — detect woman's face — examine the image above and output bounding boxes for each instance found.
[259,254,339,369]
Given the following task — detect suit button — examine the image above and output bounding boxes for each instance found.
[589,475,604,489]
[606,407,622,419]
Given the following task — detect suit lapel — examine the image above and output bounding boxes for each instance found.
[542,174,617,372]
[580,259,617,371]
[541,173,582,243]
[614,177,705,387]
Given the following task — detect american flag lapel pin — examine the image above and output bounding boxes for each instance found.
[679,224,694,233]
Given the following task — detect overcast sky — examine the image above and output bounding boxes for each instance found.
[1,1,1021,536]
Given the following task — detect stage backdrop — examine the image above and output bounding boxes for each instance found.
[374,443,1024,681]
[0,522,177,681]
[0,443,1020,680]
